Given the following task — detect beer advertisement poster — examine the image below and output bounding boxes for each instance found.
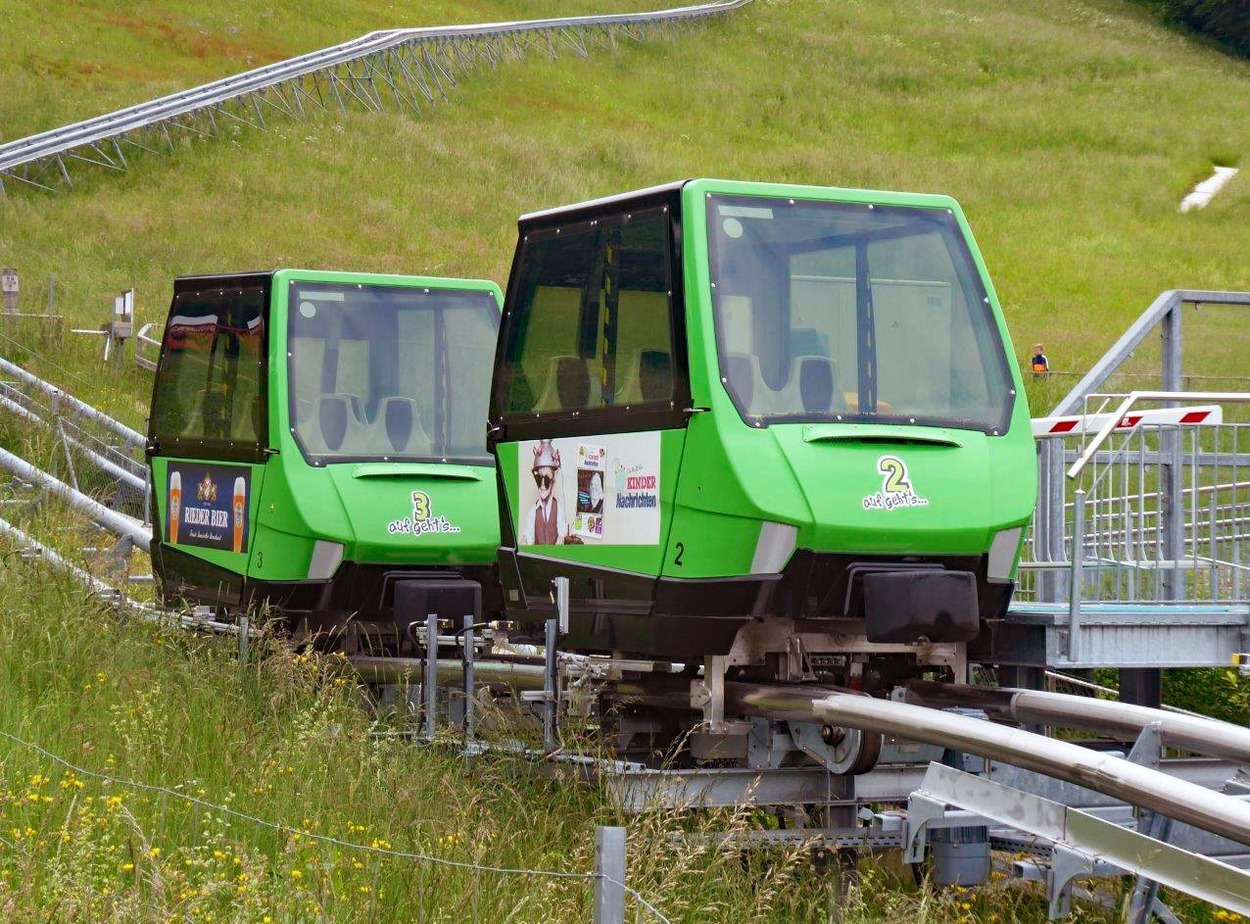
[166,464,251,553]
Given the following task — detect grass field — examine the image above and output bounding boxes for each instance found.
[1,0,1248,920]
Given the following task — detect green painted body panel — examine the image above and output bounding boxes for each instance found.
[257,270,503,580]
[149,269,503,599]
[662,178,1036,579]
[495,179,1036,587]
[662,179,1036,579]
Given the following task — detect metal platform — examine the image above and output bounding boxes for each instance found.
[1015,290,1250,673]
[998,601,1250,669]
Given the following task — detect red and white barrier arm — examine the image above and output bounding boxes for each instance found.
[1032,405,1222,438]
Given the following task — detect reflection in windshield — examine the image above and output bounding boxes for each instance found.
[706,195,1013,433]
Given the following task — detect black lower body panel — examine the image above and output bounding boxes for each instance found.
[155,544,500,630]
[502,546,1015,660]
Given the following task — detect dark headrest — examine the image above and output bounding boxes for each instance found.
[556,356,590,409]
[639,349,672,402]
[320,397,348,451]
[800,357,835,413]
[385,400,413,451]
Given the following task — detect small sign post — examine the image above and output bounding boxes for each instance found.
[105,289,135,364]
[1,268,18,314]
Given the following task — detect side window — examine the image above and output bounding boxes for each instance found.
[151,285,266,459]
[501,208,674,417]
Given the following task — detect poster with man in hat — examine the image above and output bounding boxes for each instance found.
[521,439,572,545]
[517,433,662,546]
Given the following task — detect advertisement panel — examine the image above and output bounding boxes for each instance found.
[166,463,251,553]
[517,432,661,546]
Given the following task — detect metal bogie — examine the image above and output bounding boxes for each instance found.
[722,616,966,687]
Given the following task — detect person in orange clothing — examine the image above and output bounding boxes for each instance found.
[1031,342,1050,376]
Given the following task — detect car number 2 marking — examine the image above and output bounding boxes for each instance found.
[877,456,911,495]
[863,455,930,511]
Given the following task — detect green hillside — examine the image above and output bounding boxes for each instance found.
[2,0,1248,427]
[0,2,1248,920]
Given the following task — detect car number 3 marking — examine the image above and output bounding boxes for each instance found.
[877,456,911,495]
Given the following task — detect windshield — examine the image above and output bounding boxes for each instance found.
[288,282,498,463]
[706,194,1014,433]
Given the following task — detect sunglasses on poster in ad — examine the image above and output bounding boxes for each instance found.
[533,472,554,488]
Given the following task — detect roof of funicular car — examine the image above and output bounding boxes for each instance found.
[171,270,502,304]
[517,179,966,229]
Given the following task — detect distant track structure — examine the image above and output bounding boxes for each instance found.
[0,1,750,194]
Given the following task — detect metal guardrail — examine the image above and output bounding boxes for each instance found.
[0,1,751,193]
[1024,290,1250,609]
[1026,409,1250,607]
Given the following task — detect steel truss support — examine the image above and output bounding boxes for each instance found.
[907,762,1250,919]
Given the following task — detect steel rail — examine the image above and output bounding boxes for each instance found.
[0,447,150,553]
[363,663,1250,850]
[351,654,549,689]
[0,393,146,493]
[0,516,243,636]
[0,1,751,189]
[0,357,145,446]
[0,515,138,611]
[811,692,1250,850]
[904,681,1250,764]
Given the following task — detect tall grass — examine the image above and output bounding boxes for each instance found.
[0,546,1132,922]
[0,1,1248,919]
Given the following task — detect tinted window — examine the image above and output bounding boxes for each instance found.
[707,195,1014,433]
[150,285,266,459]
[499,208,674,417]
[288,283,498,463]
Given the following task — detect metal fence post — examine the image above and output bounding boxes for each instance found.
[594,825,626,924]
[1068,489,1086,663]
[543,617,558,752]
[238,615,250,667]
[462,614,475,751]
[425,612,438,740]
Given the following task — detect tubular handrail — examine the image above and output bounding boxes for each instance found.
[1065,390,1250,481]
[0,356,145,446]
[813,691,1250,851]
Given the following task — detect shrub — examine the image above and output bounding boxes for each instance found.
[1154,0,1250,57]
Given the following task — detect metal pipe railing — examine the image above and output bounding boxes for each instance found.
[1,1,751,188]
[905,681,1250,764]
[0,356,145,447]
[0,393,146,493]
[0,447,150,552]
[811,691,1250,849]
